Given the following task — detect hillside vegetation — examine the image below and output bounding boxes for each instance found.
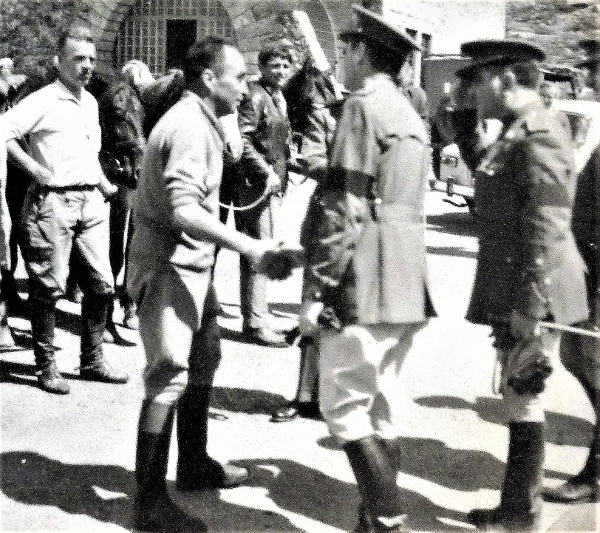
[507,0,600,66]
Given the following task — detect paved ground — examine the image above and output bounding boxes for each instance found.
[0,182,597,532]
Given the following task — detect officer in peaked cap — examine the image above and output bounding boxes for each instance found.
[576,36,600,98]
[340,3,421,56]
[299,4,435,532]
[540,34,600,506]
[455,39,546,80]
[449,39,590,531]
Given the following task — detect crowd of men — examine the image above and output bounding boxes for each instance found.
[1,3,599,533]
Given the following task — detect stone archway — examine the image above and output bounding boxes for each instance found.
[112,0,235,75]
[95,0,346,75]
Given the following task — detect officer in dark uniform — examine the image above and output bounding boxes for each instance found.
[449,40,589,531]
[541,36,600,504]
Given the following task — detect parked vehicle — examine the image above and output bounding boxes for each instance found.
[432,99,600,215]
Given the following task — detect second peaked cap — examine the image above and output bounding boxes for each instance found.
[339,4,421,55]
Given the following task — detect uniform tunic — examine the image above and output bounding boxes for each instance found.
[303,75,435,325]
[457,101,589,422]
[466,102,588,327]
[303,75,435,442]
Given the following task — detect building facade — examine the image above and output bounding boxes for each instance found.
[84,0,505,78]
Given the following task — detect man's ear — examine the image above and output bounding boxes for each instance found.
[354,41,370,68]
[201,68,215,90]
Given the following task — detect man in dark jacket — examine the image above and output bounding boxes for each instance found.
[541,36,600,505]
[232,43,293,347]
[450,40,589,531]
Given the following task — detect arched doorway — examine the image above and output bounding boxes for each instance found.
[114,0,235,76]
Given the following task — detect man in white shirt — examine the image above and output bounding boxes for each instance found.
[1,24,128,394]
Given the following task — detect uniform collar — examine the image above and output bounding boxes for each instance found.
[353,73,395,97]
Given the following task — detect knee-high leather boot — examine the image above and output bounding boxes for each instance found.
[31,298,69,395]
[271,336,321,422]
[469,422,544,531]
[175,384,248,491]
[133,400,206,532]
[542,382,600,503]
[344,435,411,533]
[80,293,128,383]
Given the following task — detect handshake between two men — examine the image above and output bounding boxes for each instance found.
[252,242,305,281]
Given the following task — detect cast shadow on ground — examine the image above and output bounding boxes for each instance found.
[226,458,468,532]
[427,212,478,239]
[211,386,289,415]
[316,433,549,493]
[416,395,594,449]
[1,451,137,530]
[0,451,295,532]
[3,452,461,532]
[0,360,80,390]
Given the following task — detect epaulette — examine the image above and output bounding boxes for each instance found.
[521,110,550,135]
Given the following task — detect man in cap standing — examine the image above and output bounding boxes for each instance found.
[449,40,589,531]
[299,5,435,532]
[540,36,600,505]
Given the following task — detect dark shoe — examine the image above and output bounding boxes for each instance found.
[176,457,249,491]
[242,327,288,348]
[271,402,299,423]
[467,506,539,532]
[122,304,139,330]
[270,401,322,423]
[80,358,128,384]
[104,323,137,347]
[37,363,70,395]
[541,476,598,503]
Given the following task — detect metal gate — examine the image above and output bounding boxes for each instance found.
[114,0,235,75]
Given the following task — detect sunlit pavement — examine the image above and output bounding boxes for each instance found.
[1,181,596,532]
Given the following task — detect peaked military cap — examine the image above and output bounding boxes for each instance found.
[576,36,600,67]
[339,4,421,54]
[456,39,546,79]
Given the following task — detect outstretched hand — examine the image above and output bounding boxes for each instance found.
[254,243,304,280]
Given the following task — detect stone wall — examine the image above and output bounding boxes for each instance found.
[506,0,600,66]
